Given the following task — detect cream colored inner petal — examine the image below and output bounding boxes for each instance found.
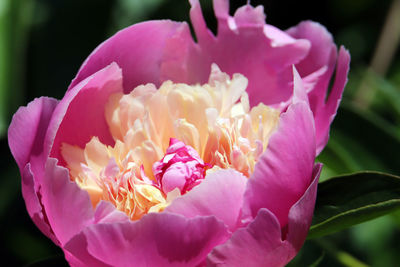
[61,64,280,220]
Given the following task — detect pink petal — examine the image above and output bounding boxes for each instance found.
[46,63,123,165]
[287,21,336,77]
[326,47,350,114]
[163,0,310,106]
[93,201,129,224]
[207,164,322,267]
[292,66,309,104]
[64,213,230,266]
[21,164,59,245]
[8,97,58,172]
[286,163,322,251]
[212,0,229,19]
[40,158,94,246]
[64,241,111,267]
[314,47,350,154]
[166,169,247,231]
[287,22,350,153]
[242,69,316,228]
[207,208,294,267]
[68,21,189,93]
[232,4,266,27]
[7,97,60,244]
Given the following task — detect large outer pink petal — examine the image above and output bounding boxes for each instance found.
[242,68,316,228]
[166,0,311,106]
[64,213,230,267]
[287,22,350,153]
[93,201,129,224]
[166,169,247,232]
[286,163,322,251]
[46,62,123,165]
[68,21,190,93]
[21,164,59,245]
[8,97,59,242]
[8,97,58,173]
[314,47,350,154]
[64,248,111,267]
[40,158,94,246]
[208,208,292,267]
[207,164,321,266]
[287,21,336,78]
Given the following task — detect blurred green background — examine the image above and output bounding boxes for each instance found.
[1,0,400,266]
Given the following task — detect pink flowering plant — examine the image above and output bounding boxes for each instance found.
[17,0,400,266]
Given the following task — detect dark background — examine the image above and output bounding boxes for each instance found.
[1,0,400,266]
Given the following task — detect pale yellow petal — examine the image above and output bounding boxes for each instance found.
[61,143,85,177]
[84,137,111,176]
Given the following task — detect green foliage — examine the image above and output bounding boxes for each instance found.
[111,0,165,29]
[0,0,33,137]
[318,102,400,180]
[309,171,400,239]
[0,0,11,136]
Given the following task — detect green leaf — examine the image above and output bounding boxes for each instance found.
[309,252,325,267]
[308,171,400,239]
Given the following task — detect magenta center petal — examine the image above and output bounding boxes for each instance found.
[153,138,208,194]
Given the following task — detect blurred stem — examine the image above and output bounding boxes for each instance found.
[354,0,400,109]
[0,0,11,136]
[314,239,370,267]
[0,0,34,137]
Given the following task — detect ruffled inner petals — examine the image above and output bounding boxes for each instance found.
[61,65,280,221]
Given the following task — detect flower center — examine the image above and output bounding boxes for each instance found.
[61,64,280,220]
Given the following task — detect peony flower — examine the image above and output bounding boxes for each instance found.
[8,0,349,266]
